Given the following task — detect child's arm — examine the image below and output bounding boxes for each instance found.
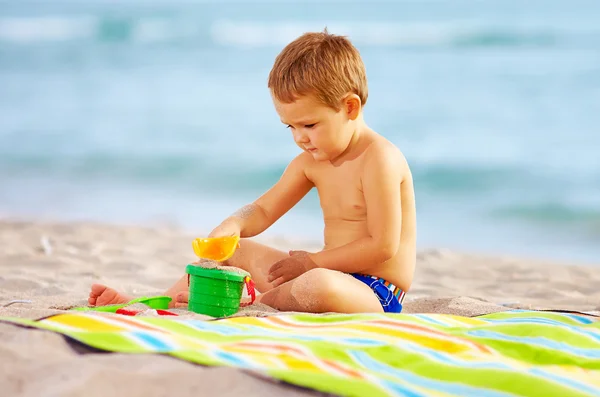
[309,144,405,272]
[210,153,314,238]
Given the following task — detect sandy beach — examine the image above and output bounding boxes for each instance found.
[1,218,599,396]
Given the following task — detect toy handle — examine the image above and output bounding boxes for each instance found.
[241,276,256,307]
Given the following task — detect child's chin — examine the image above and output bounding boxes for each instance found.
[308,150,322,158]
[312,153,330,162]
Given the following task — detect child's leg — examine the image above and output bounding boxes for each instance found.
[257,268,384,313]
[88,238,288,308]
[222,239,289,293]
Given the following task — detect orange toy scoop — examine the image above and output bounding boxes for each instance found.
[192,236,240,262]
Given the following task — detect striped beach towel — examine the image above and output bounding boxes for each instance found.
[2,310,599,397]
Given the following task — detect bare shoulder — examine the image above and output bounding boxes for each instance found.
[363,133,410,181]
[287,151,314,173]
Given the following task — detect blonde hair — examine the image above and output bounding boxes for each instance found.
[268,29,368,110]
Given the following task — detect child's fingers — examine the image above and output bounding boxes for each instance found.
[268,260,285,281]
[272,276,285,288]
[268,266,284,282]
[269,261,282,273]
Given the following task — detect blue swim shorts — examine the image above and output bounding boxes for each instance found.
[351,274,406,313]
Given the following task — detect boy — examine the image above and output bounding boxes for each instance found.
[89,29,416,314]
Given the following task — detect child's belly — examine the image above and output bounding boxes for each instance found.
[323,218,411,291]
[323,218,369,250]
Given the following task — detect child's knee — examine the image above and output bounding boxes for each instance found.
[294,268,342,308]
[299,268,333,290]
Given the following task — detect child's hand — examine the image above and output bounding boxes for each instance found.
[208,219,241,238]
[268,250,318,287]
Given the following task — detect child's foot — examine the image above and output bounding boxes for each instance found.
[88,284,131,307]
[173,291,189,308]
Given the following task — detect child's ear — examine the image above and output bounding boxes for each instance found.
[344,94,361,121]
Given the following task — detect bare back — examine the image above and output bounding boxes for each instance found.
[305,132,416,291]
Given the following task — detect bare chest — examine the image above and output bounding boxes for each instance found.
[309,162,366,221]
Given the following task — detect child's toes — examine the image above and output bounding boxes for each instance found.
[176,292,189,303]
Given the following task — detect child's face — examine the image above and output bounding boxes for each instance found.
[273,94,356,162]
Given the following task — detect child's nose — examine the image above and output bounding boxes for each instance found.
[293,130,309,144]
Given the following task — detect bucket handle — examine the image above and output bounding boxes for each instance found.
[240,276,256,307]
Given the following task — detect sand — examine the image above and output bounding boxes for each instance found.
[0,218,599,396]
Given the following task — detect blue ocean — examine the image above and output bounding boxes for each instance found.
[1,0,599,263]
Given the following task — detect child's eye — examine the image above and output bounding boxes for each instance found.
[305,123,316,129]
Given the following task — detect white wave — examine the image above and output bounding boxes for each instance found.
[209,20,474,48]
[132,18,176,43]
[131,17,204,43]
[0,16,95,43]
[0,16,192,44]
[0,16,564,47]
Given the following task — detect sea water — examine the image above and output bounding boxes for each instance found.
[1,0,599,263]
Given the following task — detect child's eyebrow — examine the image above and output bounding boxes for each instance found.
[281,119,315,125]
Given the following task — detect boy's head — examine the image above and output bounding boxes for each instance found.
[268,29,368,111]
[268,30,369,161]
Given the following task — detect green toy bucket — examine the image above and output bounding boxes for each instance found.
[185,264,253,317]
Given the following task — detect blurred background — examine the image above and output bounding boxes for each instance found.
[0,0,599,263]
